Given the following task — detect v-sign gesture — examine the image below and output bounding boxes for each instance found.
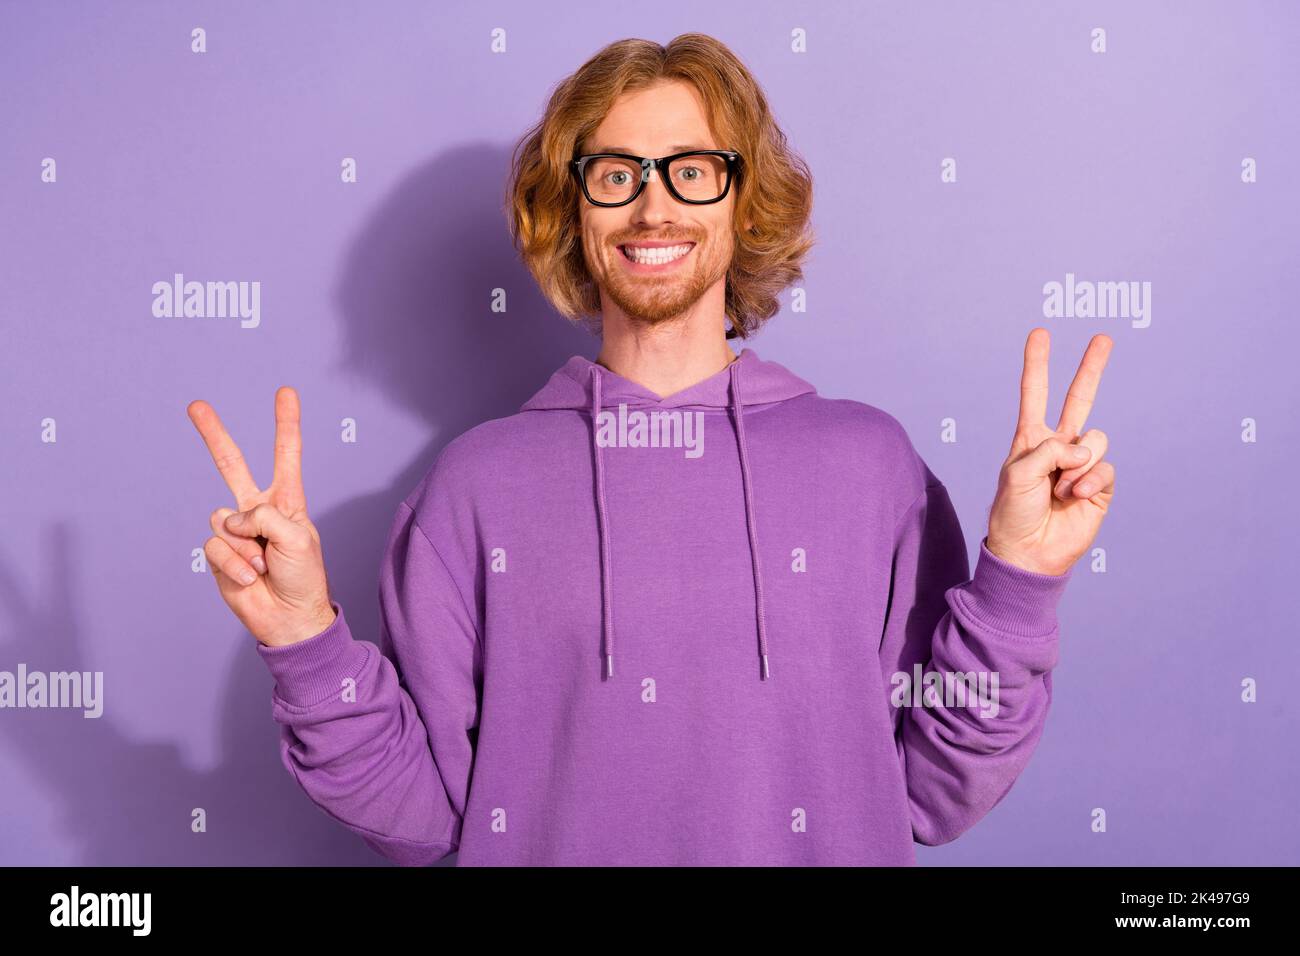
[187,386,337,647]
[985,328,1116,577]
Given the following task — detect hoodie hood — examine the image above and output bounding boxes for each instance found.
[521,347,817,413]
[520,348,817,682]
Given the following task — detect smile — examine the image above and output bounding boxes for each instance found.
[619,242,695,267]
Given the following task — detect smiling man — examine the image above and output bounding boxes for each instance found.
[189,33,1115,866]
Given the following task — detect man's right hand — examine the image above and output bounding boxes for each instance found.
[187,386,337,648]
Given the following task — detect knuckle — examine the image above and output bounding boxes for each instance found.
[212,450,246,472]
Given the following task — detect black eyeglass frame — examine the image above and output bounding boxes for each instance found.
[570,150,742,207]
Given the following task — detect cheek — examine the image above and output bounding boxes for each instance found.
[582,219,617,258]
[702,220,734,257]
[579,226,606,265]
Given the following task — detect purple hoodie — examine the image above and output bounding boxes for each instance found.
[256,348,1072,865]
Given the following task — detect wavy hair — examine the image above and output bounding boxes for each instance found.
[505,33,815,339]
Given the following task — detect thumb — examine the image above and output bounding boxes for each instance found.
[1012,436,1092,483]
[224,502,310,551]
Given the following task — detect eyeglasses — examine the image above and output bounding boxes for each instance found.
[571,150,742,207]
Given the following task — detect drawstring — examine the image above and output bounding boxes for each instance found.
[730,361,771,680]
[590,366,615,679]
[587,358,771,682]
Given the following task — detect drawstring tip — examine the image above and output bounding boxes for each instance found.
[604,654,613,679]
[761,654,770,680]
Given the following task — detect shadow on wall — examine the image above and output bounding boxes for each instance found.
[0,143,595,865]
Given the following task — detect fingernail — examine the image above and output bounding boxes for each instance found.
[1071,446,1090,460]
[1076,480,1095,496]
[227,512,243,526]
[251,555,266,574]
[238,569,256,585]
[1055,479,1072,499]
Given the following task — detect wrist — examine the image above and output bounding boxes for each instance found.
[984,536,1071,577]
[263,603,338,648]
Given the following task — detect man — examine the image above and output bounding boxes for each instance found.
[188,34,1115,865]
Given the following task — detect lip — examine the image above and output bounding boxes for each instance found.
[618,241,695,273]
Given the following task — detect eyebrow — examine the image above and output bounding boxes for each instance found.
[591,144,713,154]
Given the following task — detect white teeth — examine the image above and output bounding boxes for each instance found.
[623,243,692,265]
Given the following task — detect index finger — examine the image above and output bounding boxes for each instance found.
[187,399,262,507]
[1055,333,1113,438]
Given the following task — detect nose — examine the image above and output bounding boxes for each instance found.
[630,164,678,225]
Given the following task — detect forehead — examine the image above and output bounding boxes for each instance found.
[587,80,717,154]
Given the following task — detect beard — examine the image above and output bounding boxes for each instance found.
[589,236,731,326]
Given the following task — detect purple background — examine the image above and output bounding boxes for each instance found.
[2,1,1297,866]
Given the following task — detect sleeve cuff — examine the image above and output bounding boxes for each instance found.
[255,601,367,707]
[953,537,1074,639]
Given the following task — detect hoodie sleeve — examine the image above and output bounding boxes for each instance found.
[254,499,482,866]
[878,460,1072,847]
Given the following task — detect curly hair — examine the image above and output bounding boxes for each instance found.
[505,33,815,339]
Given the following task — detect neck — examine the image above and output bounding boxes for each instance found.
[595,307,739,399]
